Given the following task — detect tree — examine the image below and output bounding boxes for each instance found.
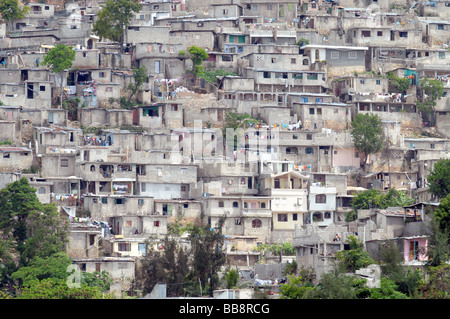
[369,277,409,299]
[140,236,189,297]
[427,158,450,200]
[335,235,374,273]
[0,0,29,32]
[42,44,76,108]
[350,113,384,171]
[387,72,411,93]
[418,78,444,126]
[426,213,450,266]
[279,274,315,299]
[15,278,107,299]
[0,178,43,260]
[0,178,69,267]
[127,66,148,104]
[223,267,239,289]
[20,203,69,264]
[188,221,227,296]
[434,194,450,233]
[92,0,142,50]
[185,46,209,76]
[418,264,450,299]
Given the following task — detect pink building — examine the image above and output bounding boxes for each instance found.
[403,236,428,263]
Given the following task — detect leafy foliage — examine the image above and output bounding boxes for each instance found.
[224,112,260,130]
[418,264,450,299]
[350,113,384,170]
[434,194,450,233]
[427,158,450,200]
[42,44,76,74]
[92,0,141,43]
[223,267,240,289]
[0,0,29,23]
[350,188,414,214]
[335,236,374,273]
[387,72,411,93]
[198,69,237,84]
[186,46,209,76]
[127,66,149,103]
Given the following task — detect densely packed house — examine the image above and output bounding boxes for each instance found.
[1,0,449,294]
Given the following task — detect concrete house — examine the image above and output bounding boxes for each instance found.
[137,164,198,199]
[262,170,309,241]
[0,146,33,173]
[300,44,369,78]
[203,196,273,244]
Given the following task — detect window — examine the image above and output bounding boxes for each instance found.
[40,85,45,91]
[307,133,312,140]
[315,194,326,203]
[317,108,322,115]
[263,71,271,79]
[101,197,108,204]
[293,213,298,221]
[218,201,224,207]
[261,202,266,209]
[38,187,46,194]
[309,108,315,115]
[360,80,365,85]
[181,185,187,192]
[118,243,131,251]
[439,52,445,59]
[438,24,444,30]
[222,55,232,62]
[306,147,314,154]
[362,31,371,37]
[154,221,160,227]
[252,219,262,228]
[348,51,357,59]
[115,198,124,205]
[330,52,339,59]
[99,72,106,78]
[106,87,112,92]
[293,134,298,140]
[95,263,101,272]
[138,199,144,206]
[232,201,239,208]
[171,104,178,111]
[324,212,331,219]
[271,57,276,63]
[291,58,296,64]
[278,214,288,222]
[376,80,381,85]
[45,6,50,10]
[61,159,69,167]
[399,32,408,38]
[377,31,383,36]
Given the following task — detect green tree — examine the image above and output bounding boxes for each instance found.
[336,236,374,273]
[418,264,450,299]
[15,278,107,299]
[92,0,141,49]
[350,113,384,171]
[418,77,444,125]
[387,72,411,93]
[42,44,76,108]
[20,203,69,264]
[0,178,44,261]
[223,267,239,289]
[10,252,72,287]
[224,112,259,130]
[427,158,450,200]
[426,214,450,267]
[188,220,227,296]
[185,46,209,76]
[434,194,450,232]
[369,277,409,299]
[279,274,315,299]
[140,236,189,297]
[305,271,365,299]
[127,66,149,104]
[0,0,29,32]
